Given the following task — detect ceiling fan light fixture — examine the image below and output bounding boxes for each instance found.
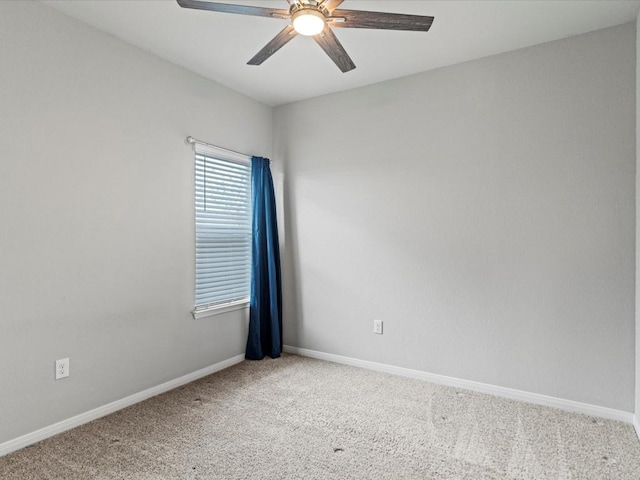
[292,9,325,36]
[177,0,435,73]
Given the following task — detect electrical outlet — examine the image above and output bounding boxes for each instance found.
[373,319,383,335]
[55,358,69,380]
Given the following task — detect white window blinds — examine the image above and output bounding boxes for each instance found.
[195,147,252,310]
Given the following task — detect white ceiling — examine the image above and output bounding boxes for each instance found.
[43,0,640,106]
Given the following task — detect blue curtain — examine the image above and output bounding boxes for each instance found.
[246,157,282,360]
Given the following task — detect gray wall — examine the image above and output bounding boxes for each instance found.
[636,10,640,422]
[0,1,271,444]
[275,23,636,412]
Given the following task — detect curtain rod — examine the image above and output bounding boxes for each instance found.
[185,136,250,159]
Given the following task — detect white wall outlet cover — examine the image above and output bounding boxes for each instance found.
[373,320,383,334]
[55,358,70,380]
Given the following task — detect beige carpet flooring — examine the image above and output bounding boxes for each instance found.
[1,353,639,479]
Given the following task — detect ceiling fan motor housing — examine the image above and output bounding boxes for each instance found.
[290,0,328,12]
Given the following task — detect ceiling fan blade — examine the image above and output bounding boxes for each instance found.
[313,25,355,73]
[330,9,434,31]
[248,25,298,66]
[320,0,344,13]
[176,0,289,19]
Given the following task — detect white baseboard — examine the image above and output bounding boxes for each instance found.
[0,354,245,458]
[283,345,634,424]
[633,415,640,441]
[4,348,635,459]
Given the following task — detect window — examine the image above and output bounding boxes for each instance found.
[193,144,252,318]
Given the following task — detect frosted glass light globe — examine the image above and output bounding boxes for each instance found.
[292,10,325,36]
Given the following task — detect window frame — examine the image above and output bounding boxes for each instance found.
[191,143,252,320]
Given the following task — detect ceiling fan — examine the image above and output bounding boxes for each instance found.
[176,0,435,73]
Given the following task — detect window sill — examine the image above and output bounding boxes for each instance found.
[192,299,250,320]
